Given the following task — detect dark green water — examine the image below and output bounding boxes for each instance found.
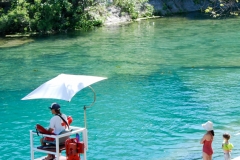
[1,13,240,160]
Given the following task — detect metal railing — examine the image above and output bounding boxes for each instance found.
[30,126,88,160]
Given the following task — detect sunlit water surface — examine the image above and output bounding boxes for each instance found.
[1,13,240,160]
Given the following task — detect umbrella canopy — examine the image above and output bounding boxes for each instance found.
[22,74,107,101]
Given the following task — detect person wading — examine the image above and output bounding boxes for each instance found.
[200,121,214,160]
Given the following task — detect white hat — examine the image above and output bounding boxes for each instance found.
[202,121,213,131]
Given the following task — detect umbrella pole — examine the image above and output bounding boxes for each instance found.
[84,106,87,128]
[83,86,96,129]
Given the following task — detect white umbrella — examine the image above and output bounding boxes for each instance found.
[22,74,107,101]
[22,73,107,128]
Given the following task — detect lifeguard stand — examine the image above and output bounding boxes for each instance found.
[30,126,88,160]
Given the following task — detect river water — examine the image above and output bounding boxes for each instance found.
[1,13,240,160]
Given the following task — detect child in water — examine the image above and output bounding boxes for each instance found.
[222,133,234,160]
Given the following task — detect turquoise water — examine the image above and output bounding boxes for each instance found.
[1,13,240,160]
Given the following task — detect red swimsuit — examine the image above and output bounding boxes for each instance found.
[203,140,213,155]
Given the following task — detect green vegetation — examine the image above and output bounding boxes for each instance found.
[0,0,153,36]
[113,0,153,19]
[0,0,101,35]
[1,0,239,36]
[204,0,240,18]
[193,0,201,4]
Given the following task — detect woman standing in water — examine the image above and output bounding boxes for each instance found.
[200,121,214,160]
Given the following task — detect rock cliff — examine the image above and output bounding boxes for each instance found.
[101,0,209,25]
[149,0,209,15]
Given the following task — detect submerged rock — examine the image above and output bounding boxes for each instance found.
[0,37,34,48]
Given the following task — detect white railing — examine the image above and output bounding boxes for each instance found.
[30,126,88,160]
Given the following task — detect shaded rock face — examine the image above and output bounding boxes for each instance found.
[94,0,210,25]
[148,0,209,15]
[87,4,132,26]
[104,6,131,25]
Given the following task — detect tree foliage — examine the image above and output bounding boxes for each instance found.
[204,0,240,17]
[113,0,152,19]
[0,0,99,35]
[0,0,154,35]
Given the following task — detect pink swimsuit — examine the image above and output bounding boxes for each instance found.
[203,140,213,155]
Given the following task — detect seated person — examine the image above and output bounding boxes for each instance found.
[40,103,69,160]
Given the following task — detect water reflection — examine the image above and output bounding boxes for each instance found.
[0,13,240,160]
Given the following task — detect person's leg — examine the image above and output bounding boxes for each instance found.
[40,137,54,160]
[40,137,46,146]
[209,154,212,160]
[202,152,207,160]
[202,152,211,160]
[224,153,227,160]
[224,153,231,160]
[226,153,231,160]
[43,154,55,160]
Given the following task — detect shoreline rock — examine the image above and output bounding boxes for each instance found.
[149,0,208,15]
[101,0,208,26]
[104,6,132,25]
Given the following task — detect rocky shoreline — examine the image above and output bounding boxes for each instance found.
[0,0,210,48]
[101,0,208,26]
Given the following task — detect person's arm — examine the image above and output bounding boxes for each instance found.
[48,116,55,133]
[200,134,206,144]
[48,128,54,132]
[229,143,234,152]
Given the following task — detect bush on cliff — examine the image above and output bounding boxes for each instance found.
[204,0,240,17]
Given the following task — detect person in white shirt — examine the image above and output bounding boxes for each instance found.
[40,103,68,160]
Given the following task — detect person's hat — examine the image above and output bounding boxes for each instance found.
[202,121,213,131]
[49,103,60,110]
